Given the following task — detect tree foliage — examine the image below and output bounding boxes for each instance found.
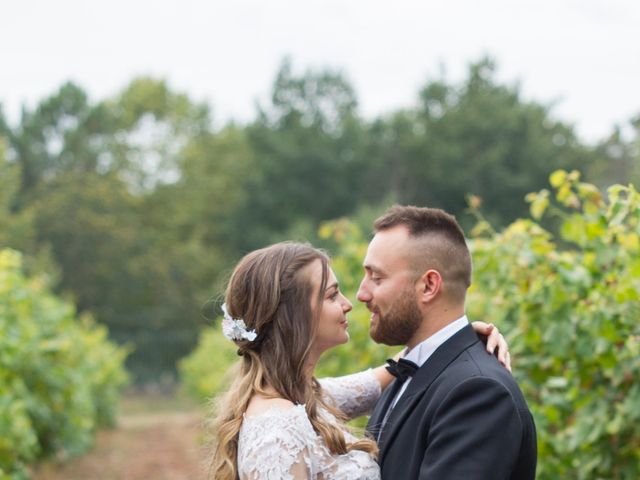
[1,57,634,384]
[240,59,368,247]
[468,171,639,478]
[589,115,640,189]
[178,326,239,400]
[2,80,219,381]
[364,58,596,226]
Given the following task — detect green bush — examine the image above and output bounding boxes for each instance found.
[467,170,640,479]
[178,325,238,400]
[0,249,129,479]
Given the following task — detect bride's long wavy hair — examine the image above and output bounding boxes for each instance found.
[209,242,377,479]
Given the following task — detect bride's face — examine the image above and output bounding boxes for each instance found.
[307,260,352,355]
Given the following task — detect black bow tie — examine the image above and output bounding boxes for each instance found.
[385,358,419,382]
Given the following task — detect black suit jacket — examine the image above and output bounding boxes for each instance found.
[366,324,537,479]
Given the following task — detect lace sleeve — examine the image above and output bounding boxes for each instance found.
[319,369,382,419]
[238,406,318,480]
[239,403,381,480]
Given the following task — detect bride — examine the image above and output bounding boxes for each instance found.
[209,242,508,479]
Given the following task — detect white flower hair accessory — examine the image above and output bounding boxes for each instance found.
[221,303,257,342]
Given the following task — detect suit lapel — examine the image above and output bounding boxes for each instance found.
[377,324,480,460]
[367,377,402,440]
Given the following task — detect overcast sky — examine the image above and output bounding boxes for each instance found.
[2,0,639,144]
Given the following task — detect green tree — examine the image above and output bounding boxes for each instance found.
[150,124,258,269]
[106,76,212,192]
[3,79,221,381]
[0,141,32,248]
[4,83,115,203]
[364,58,595,227]
[0,140,56,282]
[240,59,368,248]
[589,114,640,188]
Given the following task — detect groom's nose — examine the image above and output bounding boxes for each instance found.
[356,279,371,303]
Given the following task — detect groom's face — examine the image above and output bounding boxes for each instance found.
[357,226,423,346]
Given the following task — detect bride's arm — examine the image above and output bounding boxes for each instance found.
[319,370,382,418]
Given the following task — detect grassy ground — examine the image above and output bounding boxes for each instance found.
[31,391,211,480]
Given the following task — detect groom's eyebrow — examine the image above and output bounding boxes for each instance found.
[364,264,383,275]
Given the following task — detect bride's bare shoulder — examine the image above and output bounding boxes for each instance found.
[245,392,297,418]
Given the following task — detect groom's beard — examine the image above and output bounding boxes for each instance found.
[369,287,422,346]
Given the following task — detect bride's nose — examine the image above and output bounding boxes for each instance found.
[342,295,352,312]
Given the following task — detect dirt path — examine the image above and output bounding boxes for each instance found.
[32,410,209,480]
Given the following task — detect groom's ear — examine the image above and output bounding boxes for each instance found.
[417,269,442,304]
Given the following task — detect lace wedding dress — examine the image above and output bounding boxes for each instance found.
[237,370,382,479]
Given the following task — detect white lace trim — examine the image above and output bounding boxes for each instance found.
[237,370,381,479]
[319,369,381,419]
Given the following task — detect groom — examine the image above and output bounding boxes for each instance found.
[358,205,537,479]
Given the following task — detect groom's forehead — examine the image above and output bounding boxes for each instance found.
[365,227,411,265]
[369,226,410,251]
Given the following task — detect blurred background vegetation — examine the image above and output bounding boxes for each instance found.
[1,57,639,478]
[182,170,640,479]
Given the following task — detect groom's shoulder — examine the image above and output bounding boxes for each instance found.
[437,341,524,396]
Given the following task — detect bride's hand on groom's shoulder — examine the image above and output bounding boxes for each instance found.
[472,321,512,373]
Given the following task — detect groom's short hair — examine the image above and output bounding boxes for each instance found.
[374,205,472,303]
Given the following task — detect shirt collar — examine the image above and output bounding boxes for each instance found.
[404,315,469,367]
